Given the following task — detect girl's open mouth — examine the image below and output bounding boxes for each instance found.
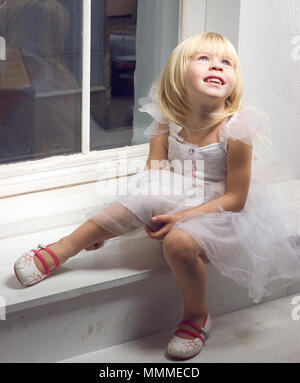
[204,81,223,87]
[203,76,225,86]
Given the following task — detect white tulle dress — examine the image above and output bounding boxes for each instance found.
[87,99,300,303]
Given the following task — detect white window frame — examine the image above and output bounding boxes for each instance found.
[179,0,206,41]
[0,0,206,199]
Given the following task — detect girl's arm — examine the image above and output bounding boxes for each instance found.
[181,138,253,216]
[144,124,169,170]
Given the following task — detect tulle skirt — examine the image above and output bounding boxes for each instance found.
[87,169,300,303]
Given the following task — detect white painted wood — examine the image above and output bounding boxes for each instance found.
[1,179,300,362]
[179,0,206,41]
[1,176,299,241]
[81,0,91,155]
[1,224,167,313]
[1,225,300,361]
[1,179,300,308]
[205,0,241,50]
[178,0,240,47]
[60,294,300,363]
[0,145,148,198]
[0,272,184,363]
[238,0,300,179]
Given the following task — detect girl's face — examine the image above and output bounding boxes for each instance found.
[184,50,236,106]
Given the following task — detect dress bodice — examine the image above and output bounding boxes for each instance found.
[167,118,232,183]
[139,99,282,186]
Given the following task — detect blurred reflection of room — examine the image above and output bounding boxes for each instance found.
[0,0,137,163]
[0,0,90,163]
[90,0,137,151]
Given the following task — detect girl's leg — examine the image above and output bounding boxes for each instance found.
[162,229,210,339]
[34,203,144,273]
[34,219,117,273]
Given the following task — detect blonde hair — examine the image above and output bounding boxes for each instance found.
[153,32,243,130]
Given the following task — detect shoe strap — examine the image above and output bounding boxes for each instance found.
[179,312,209,335]
[32,249,50,276]
[31,242,59,276]
[37,243,60,268]
[175,328,205,343]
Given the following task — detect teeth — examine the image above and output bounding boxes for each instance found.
[205,78,223,84]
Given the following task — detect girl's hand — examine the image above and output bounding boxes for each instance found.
[85,241,104,251]
[145,214,184,241]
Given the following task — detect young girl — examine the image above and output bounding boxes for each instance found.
[14,32,300,360]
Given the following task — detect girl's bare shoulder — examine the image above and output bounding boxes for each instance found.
[145,126,169,170]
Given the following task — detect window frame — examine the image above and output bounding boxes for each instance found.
[0,0,202,199]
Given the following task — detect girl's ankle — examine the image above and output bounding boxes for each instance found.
[33,238,78,274]
[58,236,84,260]
[183,308,208,324]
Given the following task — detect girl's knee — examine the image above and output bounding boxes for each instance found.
[162,229,200,263]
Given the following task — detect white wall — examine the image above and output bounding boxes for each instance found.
[238,0,300,178]
[179,0,206,41]
[206,0,241,50]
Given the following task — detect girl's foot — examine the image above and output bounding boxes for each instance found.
[167,310,212,360]
[14,237,76,286]
[34,239,105,273]
[14,242,61,286]
[33,239,74,274]
[15,232,106,286]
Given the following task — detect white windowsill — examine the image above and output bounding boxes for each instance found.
[1,222,169,315]
[0,173,147,240]
[0,144,149,198]
[0,173,169,315]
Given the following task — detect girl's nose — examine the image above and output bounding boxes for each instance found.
[210,63,223,71]
[210,58,223,71]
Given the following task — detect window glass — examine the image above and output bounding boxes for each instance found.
[90,0,180,150]
[90,0,136,150]
[0,0,82,164]
[0,0,180,164]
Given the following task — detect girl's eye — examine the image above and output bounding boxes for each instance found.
[222,59,231,66]
[198,55,209,61]
[196,55,232,66]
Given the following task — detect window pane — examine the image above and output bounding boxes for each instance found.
[0,0,82,164]
[90,0,179,150]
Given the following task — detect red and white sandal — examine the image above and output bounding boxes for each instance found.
[14,242,59,287]
[167,311,212,360]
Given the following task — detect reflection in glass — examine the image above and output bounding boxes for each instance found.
[0,0,82,164]
[90,0,136,151]
[0,0,180,164]
[90,0,180,150]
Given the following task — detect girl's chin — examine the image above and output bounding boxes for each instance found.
[192,91,227,104]
[191,85,226,96]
